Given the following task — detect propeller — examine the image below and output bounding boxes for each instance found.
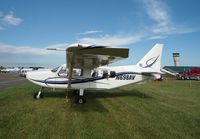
[47,48,66,51]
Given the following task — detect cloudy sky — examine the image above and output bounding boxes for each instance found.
[0,0,200,67]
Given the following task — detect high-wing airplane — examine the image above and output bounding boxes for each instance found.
[26,43,163,104]
[1,67,20,73]
[19,67,34,77]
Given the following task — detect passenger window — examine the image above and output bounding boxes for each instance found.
[109,71,116,78]
[102,71,108,78]
[80,69,83,76]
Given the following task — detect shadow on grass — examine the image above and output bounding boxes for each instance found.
[32,88,151,113]
[69,98,109,113]
[40,88,151,99]
[86,89,151,99]
[42,91,67,98]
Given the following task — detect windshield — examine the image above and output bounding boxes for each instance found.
[51,66,60,72]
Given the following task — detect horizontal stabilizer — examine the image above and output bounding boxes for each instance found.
[160,68,177,76]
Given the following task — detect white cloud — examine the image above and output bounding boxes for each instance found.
[77,0,197,45]
[0,11,23,30]
[142,0,170,26]
[3,11,22,26]
[78,34,144,46]
[140,0,197,37]
[169,26,197,35]
[141,0,172,34]
[78,30,103,35]
[0,43,66,56]
[148,35,166,40]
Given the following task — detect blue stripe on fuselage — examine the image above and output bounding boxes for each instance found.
[30,72,141,85]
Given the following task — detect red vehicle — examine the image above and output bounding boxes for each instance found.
[177,68,200,80]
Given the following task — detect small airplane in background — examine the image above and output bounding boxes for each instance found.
[1,67,20,73]
[18,67,46,77]
[26,43,163,104]
[19,67,34,77]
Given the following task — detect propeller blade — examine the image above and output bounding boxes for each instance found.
[47,48,66,51]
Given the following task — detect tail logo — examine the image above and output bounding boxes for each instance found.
[139,55,159,68]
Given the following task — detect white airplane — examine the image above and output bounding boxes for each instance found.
[19,67,49,77]
[19,67,34,77]
[26,43,163,104]
[1,67,20,73]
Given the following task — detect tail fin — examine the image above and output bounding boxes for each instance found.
[137,44,163,71]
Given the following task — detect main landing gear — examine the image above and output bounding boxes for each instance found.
[34,87,44,99]
[33,87,86,104]
[75,89,86,104]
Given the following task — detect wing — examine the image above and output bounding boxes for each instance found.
[66,45,129,69]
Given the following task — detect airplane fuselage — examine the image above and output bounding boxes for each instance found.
[26,64,152,90]
[26,43,163,103]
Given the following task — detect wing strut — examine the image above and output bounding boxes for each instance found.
[66,52,74,102]
[67,52,74,89]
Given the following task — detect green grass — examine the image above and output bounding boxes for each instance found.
[0,80,200,139]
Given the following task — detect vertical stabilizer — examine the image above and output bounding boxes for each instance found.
[137,44,163,71]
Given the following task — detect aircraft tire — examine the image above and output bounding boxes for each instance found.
[75,96,86,104]
[33,93,44,99]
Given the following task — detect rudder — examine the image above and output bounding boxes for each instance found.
[137,44,163,71]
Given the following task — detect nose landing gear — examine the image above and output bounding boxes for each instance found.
[34,87,44,99]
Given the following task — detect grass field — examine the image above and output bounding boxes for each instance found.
[0,80,200,139]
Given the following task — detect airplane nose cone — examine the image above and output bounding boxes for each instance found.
[26,71,34,80]
[26,71,30,79]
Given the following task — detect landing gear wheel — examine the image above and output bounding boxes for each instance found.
[75,96,86,104]
[33,92,44,99]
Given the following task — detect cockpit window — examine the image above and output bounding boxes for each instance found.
[51,66,59,72]
[57,66,67,77]
[59,67,67,74]
[52,65,82,77]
